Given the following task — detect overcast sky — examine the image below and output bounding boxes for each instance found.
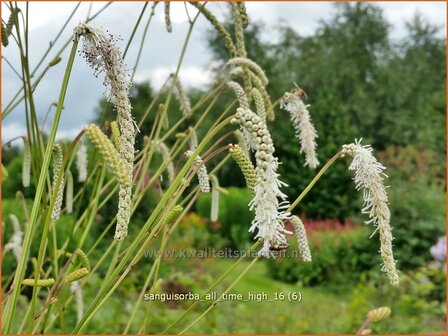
[1,1,446,144]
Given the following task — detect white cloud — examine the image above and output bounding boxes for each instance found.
[2,122,84,146]
[1,2,104,31]
[2,1,445,137]
[1,122,27,146]
[135,65,213,90]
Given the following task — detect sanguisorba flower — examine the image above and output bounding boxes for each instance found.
[51,144,65,223]
[84,124,132,188]
[227,81,253,151]
[291,215,312,262]
[280,87,319,169]
[65,170,73,214]
[232,107,291,256]
[70,281,84,324]
[153,140,175,183]
[229,144,256,193]
[4,214,23,263]
[227,81,249,110]
[171,73,192,117]
[76,138,88,182]
[22,137,31,187]
[341,139,399,286]
[185,150,210,193]
[164,1,172,33]
[75,23,136,241]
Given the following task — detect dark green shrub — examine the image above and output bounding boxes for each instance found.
[387,178,445,269]
[345,265,446,333]
[196,187,253,250]
[266,226,378,286]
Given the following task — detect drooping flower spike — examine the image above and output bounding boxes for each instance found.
[229,144,256,193]
[164,2,172,33]
[153,140,175,183]
[280,87,319,169]
[341,139,399,286]
[185,150,210,193]
[232,107,291,257]
[84,124,132,188]
[65,170,73,214]
[22,137,31,188]
[75,22,136,241]
[51,144,65,223]
[171,74,192,117]
[76,138,88,182]
[4,214,23,263]
[291,215,312,262]
[70,281,84,324]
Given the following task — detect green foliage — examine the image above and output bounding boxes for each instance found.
[196,187,253,250]
[207,2,445,220]
[266,226,379,286]
[387,177,445,269]
[2,154,35,199]
[1,199,78,277]
[345,265,446,333]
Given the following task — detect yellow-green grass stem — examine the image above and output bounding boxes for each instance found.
[2,40,78,334]
[27,130,85,333]
[72,115,233,333]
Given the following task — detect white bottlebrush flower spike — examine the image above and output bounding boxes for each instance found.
[227,81,253,152]
[70,281,84,324]
[164,2,172,33]
[51,144,65,223]
[4,214,23,263]
[75,22,136,241]
[251,87,266,122]
[227,81,249,110]
[65,170,74,214]
[153,140,175,183]
[280,88,319,169]
[76,138,88,182]
[227,57,269,86]
[291,215,312,262]
[171,74,192,117]
[341,139,399,286]
[185,150,210,193]
[22,137,31,187]
[232,107,291,257]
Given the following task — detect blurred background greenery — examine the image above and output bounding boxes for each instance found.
[2,2,445,334]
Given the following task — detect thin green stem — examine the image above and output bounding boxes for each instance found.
[72,116,233,333]
[2,41,79,334]
[28,131,85,333]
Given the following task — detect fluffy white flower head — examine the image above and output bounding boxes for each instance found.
[75,22,136,241]
[232,107,291,257]
[4,214,23,263]
[280,89,319,169]
[76,139,88,182]
[185,150,210,193]
[342,139,399,286]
